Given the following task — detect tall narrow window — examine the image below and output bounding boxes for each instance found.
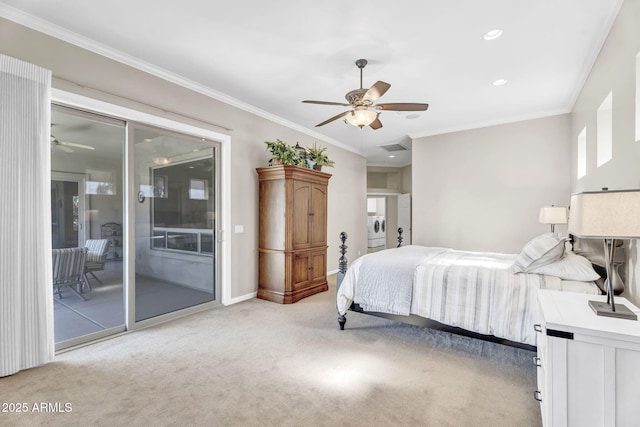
[636,51,640,142]
[577,127,587,179]
[597,91,613,167]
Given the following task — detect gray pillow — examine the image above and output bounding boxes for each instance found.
[513,233,567,273]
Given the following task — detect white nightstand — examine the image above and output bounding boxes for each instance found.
[535,289,640,427]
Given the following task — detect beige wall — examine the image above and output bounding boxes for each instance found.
[0,17,367,301]
[401,165,412,194]
[570,0,640,305]
[412,114,572,254]
[330,151,368,261]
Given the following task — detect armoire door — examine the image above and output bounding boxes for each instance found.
[291,249,326,291]
[292,180,311,249]
[309,184,327,247]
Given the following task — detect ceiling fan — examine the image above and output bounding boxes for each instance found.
[50,134,95,153]
[302,59,429,130]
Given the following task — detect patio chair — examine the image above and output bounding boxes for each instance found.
[84,239,111,289]
[52,247,89,301]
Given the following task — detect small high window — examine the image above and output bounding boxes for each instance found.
[597,91,613,167]
[577,127,587,179]
[636,51,640,142]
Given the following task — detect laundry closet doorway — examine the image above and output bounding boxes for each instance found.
[366,195,388,253]
[366,193,410,253]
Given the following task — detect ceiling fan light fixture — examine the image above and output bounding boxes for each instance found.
[345,108,378,128]
[303,58,428,129]
[152,156,171,165]
[483,29,503,40]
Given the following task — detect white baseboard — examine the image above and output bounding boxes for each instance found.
[224,291,257,306]
[228,271,338,305]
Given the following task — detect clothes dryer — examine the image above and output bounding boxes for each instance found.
[368,216,383,248]
[367,216,379,248]
[377,216,386,247]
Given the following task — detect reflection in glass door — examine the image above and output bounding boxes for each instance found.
[133,125,218,321]
[51,105,125,349]
[51,174,85,248]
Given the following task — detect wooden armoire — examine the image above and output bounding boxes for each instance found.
[256,165,331,303]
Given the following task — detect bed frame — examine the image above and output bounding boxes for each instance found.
[337,229,538,351]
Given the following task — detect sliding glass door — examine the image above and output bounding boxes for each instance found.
[52,104,221,348]
[132,125,219,321]
[51,105,126,348]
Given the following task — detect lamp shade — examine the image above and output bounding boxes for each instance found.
[539,206,568,225]
[568,190,640,238]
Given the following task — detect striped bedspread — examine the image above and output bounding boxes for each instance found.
[411,250,561,345]
[336,246,597,346]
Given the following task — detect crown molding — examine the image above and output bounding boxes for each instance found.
[0,4,365,157]
[409,108,570,140]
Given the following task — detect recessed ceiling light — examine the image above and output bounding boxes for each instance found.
[492,79,508,86]
[406,114,420,120]
[484,29,503,40]
[389,155,396,158]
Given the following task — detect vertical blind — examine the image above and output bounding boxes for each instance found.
[0,54,54,377]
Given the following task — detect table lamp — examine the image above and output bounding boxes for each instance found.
[568,189,640,320]
[539,206,568,233]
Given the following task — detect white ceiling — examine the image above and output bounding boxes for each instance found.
[1,0,623,166]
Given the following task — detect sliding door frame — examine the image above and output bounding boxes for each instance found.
[127,121,221,328]
[52,89,232,339]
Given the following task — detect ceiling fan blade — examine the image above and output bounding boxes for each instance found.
[363,81,391,103]
[51,134,95,151]
[51,136,73,152]
[55,144,74,153]
[374,103,429,111]
[369,117,383,130]
[60,141,95,150]
[302,100,351,107]
[315,111,348,127]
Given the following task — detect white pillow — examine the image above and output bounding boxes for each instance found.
[512,233,567,273]
[528,252,601,281]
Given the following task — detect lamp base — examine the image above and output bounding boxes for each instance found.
[588,300,638,320]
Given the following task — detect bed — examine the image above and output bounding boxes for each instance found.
[336,231,604,347]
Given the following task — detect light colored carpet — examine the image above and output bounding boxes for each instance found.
[1,276,542,427]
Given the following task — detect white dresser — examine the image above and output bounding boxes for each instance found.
[535,290,640,427]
